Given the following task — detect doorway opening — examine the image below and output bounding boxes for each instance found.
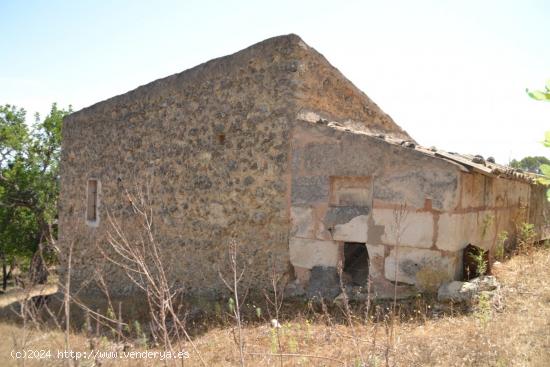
[463,243,490,280]
[343,242,369,285]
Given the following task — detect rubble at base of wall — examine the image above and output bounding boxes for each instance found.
[437,275,500,304]
[284,271,420,302]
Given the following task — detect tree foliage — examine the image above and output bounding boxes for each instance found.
[0,103,71,289]
[526,80,550,201]
[510,156,550,173]
[526,80,550,101]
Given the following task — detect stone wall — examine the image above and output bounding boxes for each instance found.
[288,118,547,297]
[288,119,462,296]
[438,171,532,253]
[59,34,416,300]
[528,184,550,240]
[59,33,549,303]
[59,36,302,298]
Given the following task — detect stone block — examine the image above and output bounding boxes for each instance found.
[437,211,496,251]
[384,247,458,287]
[437,281,478,303]
[374,169,458,211]
[373,209,433,248]
[460,173,490,209]
[436,213,466,251]
[332,215,368,243]
[289,237,339,269]
[306,266,340,299]
[438,276,499,303]
[505,180,530,207]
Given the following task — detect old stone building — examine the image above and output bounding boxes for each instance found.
[59,34,549,300]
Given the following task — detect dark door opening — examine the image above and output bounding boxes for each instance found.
[463,244,490,280]
[343,242,369,286]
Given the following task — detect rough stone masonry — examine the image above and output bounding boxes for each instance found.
[58,34,550,302]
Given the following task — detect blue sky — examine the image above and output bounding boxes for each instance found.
[1,0,549,163]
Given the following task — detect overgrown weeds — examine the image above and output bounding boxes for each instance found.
[2,243,550,366]
[516,222,537,255]
[1,198,548,367]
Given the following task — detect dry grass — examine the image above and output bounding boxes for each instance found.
[1,246,549,366]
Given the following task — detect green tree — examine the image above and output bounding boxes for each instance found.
[0,103,71,290]
[526,81,550,201]
[510,156,550,173]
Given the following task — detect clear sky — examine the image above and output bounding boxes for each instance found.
[1,0,548,163]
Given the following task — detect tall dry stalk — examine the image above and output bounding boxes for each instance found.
[99,185,205,366]
[10,277,69,366]
[63,240,74,367]
[263,261,285,367]
[218,239,248,367]
[337,262,366,365]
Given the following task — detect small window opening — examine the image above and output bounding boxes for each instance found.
[343,242,369,285]
[217,134,226,145]
[87,179,98,223]
[463,244,490,280]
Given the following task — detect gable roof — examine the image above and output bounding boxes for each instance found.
[282,34,412,140]
[66,34,412,140]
